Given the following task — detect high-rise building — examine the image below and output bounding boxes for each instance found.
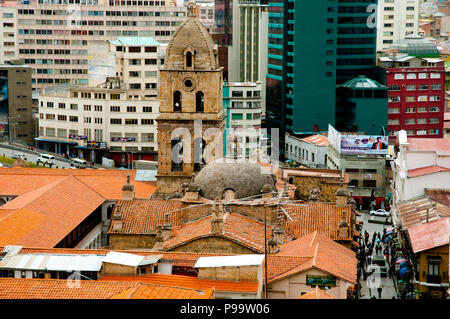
[211,0,233,80]
[228,0,268,112]
[0,1,18,64]
[376,0,420,51]
[13,0,186,90]
[0,61,34,145]
[265,0,378,159]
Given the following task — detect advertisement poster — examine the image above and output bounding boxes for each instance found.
[341,135,388,155]
[0,78,8,136]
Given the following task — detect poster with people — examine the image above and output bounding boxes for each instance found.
[340,135,388,155]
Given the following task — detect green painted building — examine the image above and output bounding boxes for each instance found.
[335,76,388,135]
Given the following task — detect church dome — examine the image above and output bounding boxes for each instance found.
[164,1,219,71]
[194,158,276,200]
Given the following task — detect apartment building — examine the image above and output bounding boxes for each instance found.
[37,37,163,166]
[195,0,215,29]
[378,53,445,140]
[14,0,186,89]
[0,1,18,64]
[376,0,420,51]
[0,61,34,145]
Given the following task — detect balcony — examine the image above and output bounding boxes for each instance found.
[427,275,441,284]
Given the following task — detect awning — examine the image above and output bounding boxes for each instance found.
[34,137,78,144]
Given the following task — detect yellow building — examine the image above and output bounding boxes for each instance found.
[408,217,450,299]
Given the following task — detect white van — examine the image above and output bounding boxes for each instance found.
[37,153,55,167]
[70,158,88,168]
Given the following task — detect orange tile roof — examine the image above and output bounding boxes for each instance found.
[281,202,354,242]
[0,278,212,299]
[0,175,105,247]
[164,212,292,253]
[99,273,259,293]
[298,287,336,299]
[110,283,214,299]
[300,135,329,146]
[271,231,357,284]
[0,168,157,200]
[108,199,184,234]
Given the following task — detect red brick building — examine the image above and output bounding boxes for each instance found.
[378,54,446,142]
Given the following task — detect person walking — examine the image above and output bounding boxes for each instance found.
[377,285,383,299]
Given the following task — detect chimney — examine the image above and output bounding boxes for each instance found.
[122,175,135,200]
[211,200,224,235]
[111,203,123,232]
[152,226,165,251]
[162,212,172,240]
[268,230,279,254]
[183,173,200,201]
[274,223,284,244]
[338,210,349,239]
[335,176,348,207]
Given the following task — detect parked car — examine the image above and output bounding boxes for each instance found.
[368,255,388,278]
[70,158,87,169]
[11,153,27,161]
[37,153,55,167]
[369,209,390,217]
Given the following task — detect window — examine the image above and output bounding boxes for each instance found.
[232,91,243,97]
[196,91,204,112]
[171,137,183,172]
[110,118,122,124]
[388,119,399,125]
[418,107,427,113]
[110,106,120,112]
[363,180,377,188]
[429,129,439,135]
[95,118,103,124]
[388,96,401,103]
[84,105,91,111]
[69,116,78,122]
[141,119,154,125]
[417,118,427,124]
[389,85,401,91]
[58,115,67,121]
[394,74,404,80]
[406,85,416,91]
[406,73,416,79]
[94,105,102,112]
[430,96,440,101]
[143,106,152,112]
[416,129,427,136]
[125,119,138,125]
[127,106,136,112]
[429,106,440,112]
[186,51,192,68]
[174,91,182,112]
[84,117,91,123]
[405,118,415,125]
[232,113,243,120]
[58,103,66,109]
[47,102,54,108]
[417,96,428,102]
[418,73,427,79]
[406,96,416,102]
[388,108,400,114]
[430,73,440,79]
[431,84,441,90]
[429,118,439,124]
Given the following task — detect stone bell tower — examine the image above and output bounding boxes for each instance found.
[156,0,226,195]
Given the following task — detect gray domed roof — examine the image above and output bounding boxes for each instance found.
[194,158,276,200]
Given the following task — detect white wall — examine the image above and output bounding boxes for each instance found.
[402,172,450,201]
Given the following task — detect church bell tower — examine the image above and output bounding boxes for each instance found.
[156,1,225,195]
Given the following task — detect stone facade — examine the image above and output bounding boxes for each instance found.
[169,236,257,254]
[156,4,226,195]
[109,234,155,251]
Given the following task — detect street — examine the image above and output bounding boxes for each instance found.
[358,209,399,299]
[0,142,72,169]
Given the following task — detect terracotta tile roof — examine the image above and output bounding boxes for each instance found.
[280,202,354,242]
[425,189,450,206]
[0,175,105,247]
[270,231,357,284]
[108,199,184,234]
[406,138,450,154]
[300,135,329,147]
[0,278,138,299]
[298,287,336,299]
[408,165,450,177]
[408,217,450,253]
[99,273,259,293]
[0,278,212,299]
[110,283,214,299]
[397,196,450,229]
[164,212,291,253]
[0,168,157,200]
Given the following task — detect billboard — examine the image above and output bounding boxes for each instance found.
[341,135,388,155]
[0,78,8,136]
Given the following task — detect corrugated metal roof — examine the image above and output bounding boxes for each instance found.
[408,217,450,253]
[0,254,105,272]
[103,252,161,267]
[194,255,265,268]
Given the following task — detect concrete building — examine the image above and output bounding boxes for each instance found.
[285,134,329,169]
[376,0,420,51]
[37,79,159,166]
[195,0,215,30]
[378,52,446,141]
[13,0,186,89]
[228,0,268,112]
[0,61,34,145]
[391,131,450,203]
[223,82,262,127]
[0,1,18,64]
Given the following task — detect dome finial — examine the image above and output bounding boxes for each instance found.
[188,1,196,18]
